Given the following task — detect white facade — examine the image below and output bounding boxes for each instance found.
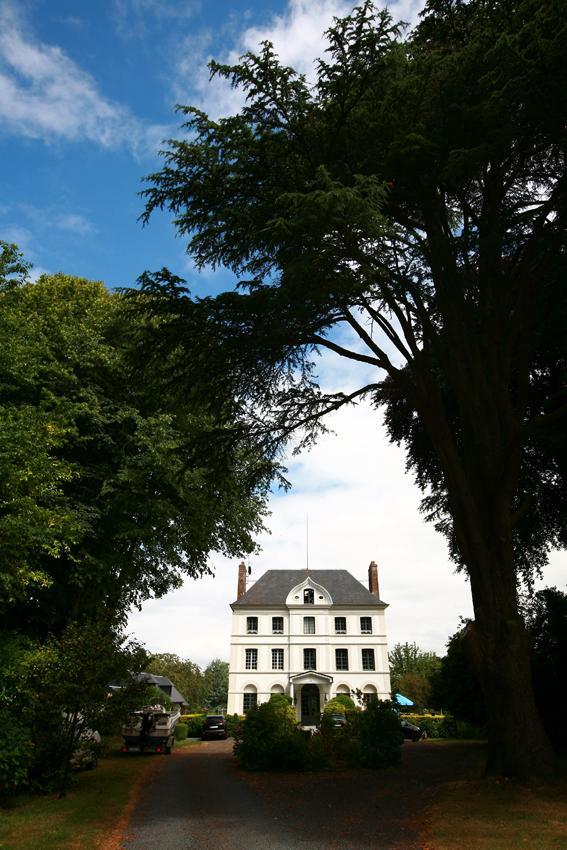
[227,568,391,724]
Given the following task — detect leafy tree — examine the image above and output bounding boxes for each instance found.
[525,588,567,751]
[139,0,567,777]
[1,620,148,797]
[0,260,270,633]
[389,642,441,693]
[146,653,207,710]
[204,659,229,709]
[429,624,487,727]
[394,672,432,708]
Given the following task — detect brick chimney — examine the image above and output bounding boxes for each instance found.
[368,560,380,596]
[237,561,247,600]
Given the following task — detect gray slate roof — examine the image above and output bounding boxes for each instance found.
[138,673,188,706]
[232,569,386,607]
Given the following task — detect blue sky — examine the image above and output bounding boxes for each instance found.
[2,0,564,664]
[1,0,421,291]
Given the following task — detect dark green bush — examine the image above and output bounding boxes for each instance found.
[402,713,457,738]
[349,700,403,768]
[333,694,356,711]
[225,713,243,738]
[174,722,188,741]
[0,710,34,796]
[233,695,307,770]
[180,714,205,737]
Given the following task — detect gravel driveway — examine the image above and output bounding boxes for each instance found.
[120,739,485,850]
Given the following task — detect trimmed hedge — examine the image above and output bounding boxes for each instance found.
[401,713,458,738]
[174,723,188,741]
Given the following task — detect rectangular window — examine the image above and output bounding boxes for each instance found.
[243,692,257,712]
[272,616,284,634]
[304,648,316,670]
[334,616,347,634]
[335,648,349,670]
[362,648,375,671]
[360,616,372,634]
[303,588,314,604]
[303,616,315,635]
[246,616,258,634]
[245,648,258,670]
[272,648,284,670]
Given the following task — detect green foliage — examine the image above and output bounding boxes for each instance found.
[349,700,404,768]
[0,621,147,796]
[143,686,174,710]
[323,697,350,715]
[0,264,271,633]
[402,713,458,739]
[174,723,188,741]
[234,697,402,772]
[225,713,243,738]
[389,643,441,704]
[204,659,229,710]
[525,588,567,751]
[430,625,487,728]
[180,714,206,737]
[333,694,356,711]
[233,696,305,770]
[147,654,205,711]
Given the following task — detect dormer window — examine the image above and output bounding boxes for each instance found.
[303,588,314,604]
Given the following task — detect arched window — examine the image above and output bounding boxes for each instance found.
[270,684,284,695]
[243,684,257,712]
[363,684,378,706]
[303,588,314,604]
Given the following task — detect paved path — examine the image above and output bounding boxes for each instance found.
[120,739,485,850]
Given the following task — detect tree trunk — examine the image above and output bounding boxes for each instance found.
[464,549,557,779]
[414,380,557,779]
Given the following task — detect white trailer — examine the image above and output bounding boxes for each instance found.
[121,705,180,755]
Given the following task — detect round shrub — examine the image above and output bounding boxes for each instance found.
[174,722,188,741]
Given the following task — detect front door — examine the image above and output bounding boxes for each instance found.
[300,684,320,726]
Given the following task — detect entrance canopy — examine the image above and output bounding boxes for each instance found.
[290,671,333,686]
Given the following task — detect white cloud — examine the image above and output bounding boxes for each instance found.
[1,202,96,238]
[53,212,95,236]
[173,0,426,121]
[0,2,169,157]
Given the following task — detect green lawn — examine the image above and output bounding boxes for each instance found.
[426,775,567,849]
[0,739,198,850]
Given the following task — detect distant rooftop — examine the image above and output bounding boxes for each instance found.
[232,569,386,608]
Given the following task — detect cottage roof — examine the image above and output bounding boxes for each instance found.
[232,569,386,608]
[138,673,188,706]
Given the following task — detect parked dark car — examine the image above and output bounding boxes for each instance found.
[401,719,425,741]
[325,713,347,728]
[201,715,228,740]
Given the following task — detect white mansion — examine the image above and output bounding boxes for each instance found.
[227,561,391,724]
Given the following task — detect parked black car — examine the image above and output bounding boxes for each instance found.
[400,719,425,741]
[201,715,228,740]
[325,713,347,729]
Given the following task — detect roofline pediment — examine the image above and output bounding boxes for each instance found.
[289,671,334,683]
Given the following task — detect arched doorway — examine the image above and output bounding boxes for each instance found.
[300,684,320,725]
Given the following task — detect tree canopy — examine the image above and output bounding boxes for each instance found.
[139,0,567,778]
[0,244,271,634]
[389,642,441,706]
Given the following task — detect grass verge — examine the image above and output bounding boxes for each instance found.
[0,741,189,850]
[425,776,567,850]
